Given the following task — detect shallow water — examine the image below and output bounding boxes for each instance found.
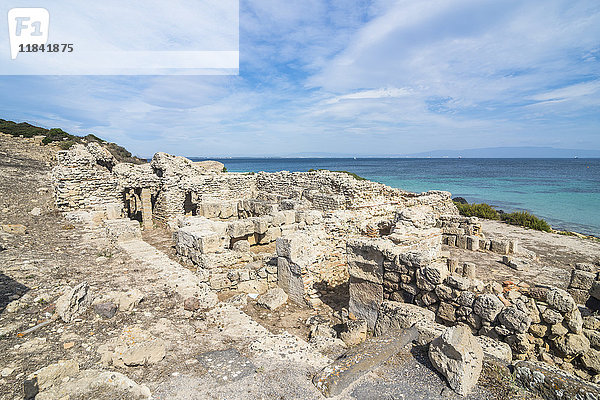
[198,158,600,236]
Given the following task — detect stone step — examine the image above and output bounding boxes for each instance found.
[313,326,418,397]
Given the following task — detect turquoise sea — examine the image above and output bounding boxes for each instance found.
[201,158,600,236]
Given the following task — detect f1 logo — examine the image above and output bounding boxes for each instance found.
[7,8,49,59]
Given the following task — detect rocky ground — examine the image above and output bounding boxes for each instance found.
[0,134,550,400]
[446,220,600,289]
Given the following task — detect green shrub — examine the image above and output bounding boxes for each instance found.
[500,211,551,232]
[222,166,228,173]
[454,202,500,220]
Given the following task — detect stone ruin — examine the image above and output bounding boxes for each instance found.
[51,142,600,393]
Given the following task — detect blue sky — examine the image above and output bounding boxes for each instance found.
[1,0,599,157]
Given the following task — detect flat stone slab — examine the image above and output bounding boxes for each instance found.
[313,326,418,397]
[196,348,256,385]
[514,360,600,400]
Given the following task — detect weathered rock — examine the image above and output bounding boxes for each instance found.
[570,269,596,290]
[93,302,117,319]
[374,301,435,337]
[256,287,288,310]
[542,308,564,325]
[24,360,80,398]
[313,327,418,397]
[340,319,368,346]
[514,360,600,400]
[564,308,583,334]
[529,323,549,338]
[476,335,512,363]
[553,333,590,358]
[582,348,600,373]
[437,302,457,323]
[546,287,577,313]
[429,325,483,396]
[111,289,144,312]
[584,329,600,349]
[506,333,533,354]
[1,224,27,234]
[55,282,93,323]
[34,369,151,400]
[497,306,532,334]
[473,294,504,322]
[310,324,337,339]
[349,278,383,330]
[422,262,449,285]
[183,296,201,311]
[98,326,166,367]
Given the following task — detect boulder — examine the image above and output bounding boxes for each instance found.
[570,269,596,290]
[564,308,583,334]
[541,308,563,325]
[374,301,435,337]
[553,333,590,358]
[429,325,483,396]
[546,287,577,313]
[582,348,600,374]
[98,326,166,368]
[473,294,504,322]
[24,360,80,398]
[256,287,288,310]
[497,306,532,334]
[55,282,93,323]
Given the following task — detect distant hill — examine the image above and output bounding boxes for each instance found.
[0,119,146,164]
[401,146,600,158]
[279,146,600,158]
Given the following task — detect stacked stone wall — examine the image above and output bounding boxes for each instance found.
[348,236,600,381]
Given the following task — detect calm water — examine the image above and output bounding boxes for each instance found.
[200,158,600,236]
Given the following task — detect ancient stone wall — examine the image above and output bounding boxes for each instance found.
[52,144,122,212]
[348,235,600,381]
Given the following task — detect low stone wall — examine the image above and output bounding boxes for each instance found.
[348,235,600,382]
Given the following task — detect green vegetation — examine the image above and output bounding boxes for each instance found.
[454,202,500,220]
[454,201,552,232]
[308,168,366,181]
[500,211,551,232]
[222,166,228,173]
[0,118,145,164]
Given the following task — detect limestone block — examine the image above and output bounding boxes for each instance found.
[277,257,305,304]
[227,220,255,238]
[429,325,483,396]
[476,335,512,363]
[104,219,142,243]
[490,239,510,255]
[259,226,282,244]
[349,277,383,330]
[257,288,288,310]
[347,239,386,284]
[374,301,435,337]
[466,236,480,251]
[276,232,315,266]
